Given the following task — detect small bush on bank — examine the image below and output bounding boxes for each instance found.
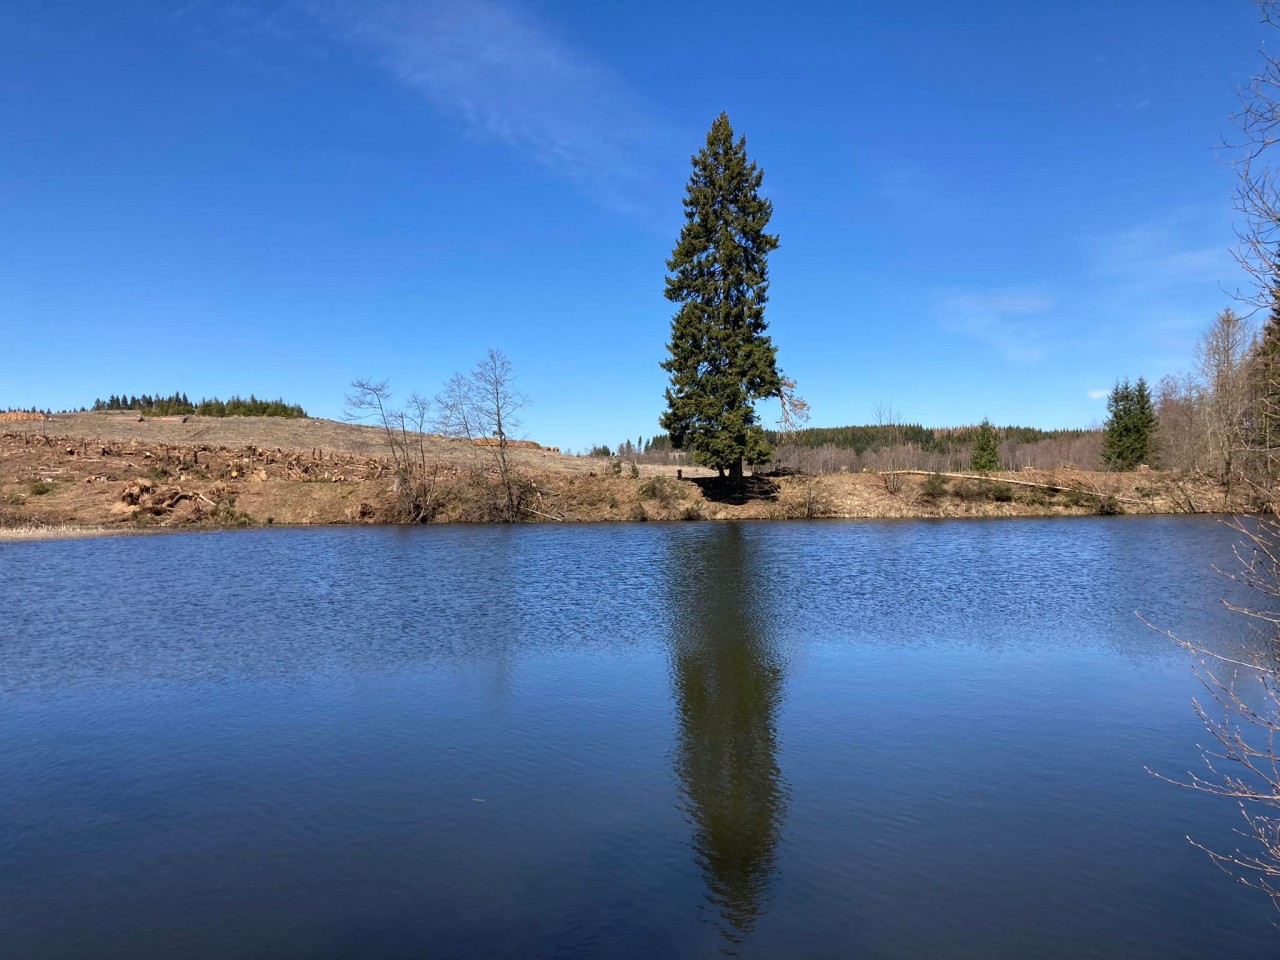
[990,483,1014,503]
[921,472,949,500]
[1022,487,1054,507]
[638,477,680,507]
[29,481,53,496]
[1096,496,1123,516]
[203,489,255,527]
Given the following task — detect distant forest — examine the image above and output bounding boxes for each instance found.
[605,424,1094,458]
[91,392,308,418]
[596,423,1102,473]
[764,424,1096,454]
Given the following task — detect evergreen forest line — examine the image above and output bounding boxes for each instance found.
[90,393,308,419]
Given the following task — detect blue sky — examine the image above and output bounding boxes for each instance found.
[0,1,1268,451]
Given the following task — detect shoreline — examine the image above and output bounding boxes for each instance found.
[0,524,134,543]
[2,418,1247,536]
[0,509,1240,544]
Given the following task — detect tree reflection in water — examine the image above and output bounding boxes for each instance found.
[667,526,789,952]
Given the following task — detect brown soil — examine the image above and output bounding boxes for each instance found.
[0,415,1244,537]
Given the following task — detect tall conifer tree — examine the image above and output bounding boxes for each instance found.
[970,419,1000,472]
[661,114,789,485]
[1101,377,1158,470]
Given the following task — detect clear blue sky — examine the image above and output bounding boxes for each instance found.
[0,1,1268,451]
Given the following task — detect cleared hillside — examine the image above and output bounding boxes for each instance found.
[0,414,1244,537]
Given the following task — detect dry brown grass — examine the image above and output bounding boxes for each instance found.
[0,416,1243,531]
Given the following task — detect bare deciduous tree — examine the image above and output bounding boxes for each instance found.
[873,401,907,493]
[1157,373,1208,475]
[1146,10,1280,911]
[1198,308,1254,491]
[1231,1,1280,310]
[345,379,443,522]
[435,348,530,522]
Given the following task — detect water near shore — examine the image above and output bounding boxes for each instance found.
[2,518,1276,958]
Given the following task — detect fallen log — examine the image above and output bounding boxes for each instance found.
[880,470,1149,507]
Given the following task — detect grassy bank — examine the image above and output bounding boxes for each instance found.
[0,416,1242,535]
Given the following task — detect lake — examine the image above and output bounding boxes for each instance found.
[2,517,1277,958]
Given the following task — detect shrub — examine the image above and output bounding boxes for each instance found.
[990,483,1014,503]
[1023,488,1053,507]
[921,472,949,500]
[1096,495,1123,516]
[638,477,680,507]
[29,481,53,496]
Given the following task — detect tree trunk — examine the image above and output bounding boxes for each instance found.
[729,457,744,492]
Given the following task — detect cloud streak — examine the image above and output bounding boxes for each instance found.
[1091,214,1234,289]
[301,0,667,212]
[941,288,1055,363]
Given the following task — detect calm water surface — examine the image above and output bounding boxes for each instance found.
[1,517,1277,958]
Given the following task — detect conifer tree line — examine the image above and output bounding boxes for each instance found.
[607,422,1102,474]
[587,435,676,457]
[90,393,308,418]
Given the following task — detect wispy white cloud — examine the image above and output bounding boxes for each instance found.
[1087,388,1109,400]
[1081,209,1240,370]
[298,0,667,213]
[1092,214,1234,288]
[941,288,1055,363]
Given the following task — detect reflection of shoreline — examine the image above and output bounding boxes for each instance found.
[668,526,788,951]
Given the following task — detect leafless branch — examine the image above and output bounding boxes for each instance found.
[1148,512,1280,910]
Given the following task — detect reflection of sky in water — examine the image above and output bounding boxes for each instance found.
[1,517,1277,958]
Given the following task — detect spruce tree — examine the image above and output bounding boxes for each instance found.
[970,418,1000,472]
[1101,377,1158,470]
[660,113,786,486]
[1101,380,1132,470]
[1132,376,1158,466]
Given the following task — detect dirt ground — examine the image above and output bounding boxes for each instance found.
[0,415,1244,537]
